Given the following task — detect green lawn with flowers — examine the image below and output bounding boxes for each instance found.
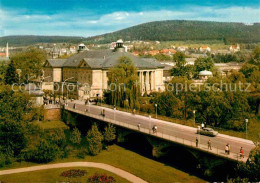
[0,167,130,183]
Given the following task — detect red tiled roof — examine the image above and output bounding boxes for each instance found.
[0,53,6,57]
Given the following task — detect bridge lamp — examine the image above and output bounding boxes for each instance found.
[193,110,196,126]
[155,104,158,119]
[245,119,248,139]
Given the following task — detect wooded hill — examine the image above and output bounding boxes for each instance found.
[0,35,84,46]
[86,20,260,44]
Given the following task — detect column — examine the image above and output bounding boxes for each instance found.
[145,71,149,92]
[151,71,154,91]
[141,71,144,92]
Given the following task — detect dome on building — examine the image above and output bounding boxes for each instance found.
[198,70,213,76]
[116,39,123,43]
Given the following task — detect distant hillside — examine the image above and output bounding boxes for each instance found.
[0,35,84,46]
[86,20,260,44]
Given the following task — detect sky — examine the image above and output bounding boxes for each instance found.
[0,0,260,37]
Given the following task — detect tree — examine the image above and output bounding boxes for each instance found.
[27,138,59,163]
[11,47,47,82]
[171,52,194,79]
[154,91,182,118]
[0,62,7,84]
[86,123,103,155]
[4,60,18,85]
[194,57,214,78]
[240,63,259,79]
[70,128,82,145]
[235,145,260,182]
[103,124,116,144]
[107,56,140,108]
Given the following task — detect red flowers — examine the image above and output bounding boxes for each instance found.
[60,169,87,178]
[87,173,116,183]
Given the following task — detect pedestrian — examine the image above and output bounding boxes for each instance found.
[228,144,230,155]
[196,137,199,147]
[153,125,157,133]
[240,147,244,158]
[208,140,212,150]
[225,144,229,154]
[137,123,141,130]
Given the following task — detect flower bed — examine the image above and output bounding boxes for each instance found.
[87,173,116,183]
[60,169,87,178]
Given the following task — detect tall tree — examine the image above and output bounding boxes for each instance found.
[11,47,47,82]
[194,57,214,78]
[103,124,116,144]
[86,123,103,156]
[107,56,140,108]
[171,52,194,79]
[4,60,18,85]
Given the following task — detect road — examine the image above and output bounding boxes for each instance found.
[0,162,147,183]
[65,101,255,161]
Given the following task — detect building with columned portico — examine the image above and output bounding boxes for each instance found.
[43,40,165,100]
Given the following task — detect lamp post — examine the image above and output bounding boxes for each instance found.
[114,107,116,123]
[155,104,157,119]
[245,119,248,139]
[149,115,151,133]
[193,110,196,127]
[62,77,74,100]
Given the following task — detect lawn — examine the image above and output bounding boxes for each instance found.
[33,120,69,130]
[0,145,204,183]
[0,167,130,183]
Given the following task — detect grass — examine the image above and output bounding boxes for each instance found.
[0,167,130,183]
[100,103,260,142]
[0,145,204,183]
[33,120,69,130]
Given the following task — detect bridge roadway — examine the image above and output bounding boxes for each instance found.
[65,101,255,162]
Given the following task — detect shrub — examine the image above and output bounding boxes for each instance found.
[60,169,87,178]
[70,128,82,145]
[87,173,116,183]
[86,123,103,156]
[25,139,59,163]
[0,152,11,167]
[103,124,116,144]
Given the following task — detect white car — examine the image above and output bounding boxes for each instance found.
[197,128,218,137]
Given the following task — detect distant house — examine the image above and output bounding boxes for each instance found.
[177,46,188,52]
[69,46,76,54]
[229,44,240,52]
[148,50,160,56]
[159,49,176,55]
[199,45,211,52]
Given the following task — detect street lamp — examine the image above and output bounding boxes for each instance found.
[114,107,116,123]
[245,119,248,139]
[193,110,196,126]
[155,104,157,119]
[62,77,74,100]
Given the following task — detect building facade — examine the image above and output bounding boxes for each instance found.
[43,41,165,100]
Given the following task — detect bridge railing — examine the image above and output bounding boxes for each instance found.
[65,106,247,163]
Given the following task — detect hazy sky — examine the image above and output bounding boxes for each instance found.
[0,0,259,37]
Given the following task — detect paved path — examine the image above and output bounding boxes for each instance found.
[64,101,255,162]
[0,162,147,183]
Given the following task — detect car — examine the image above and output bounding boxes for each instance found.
[197,127,218,137]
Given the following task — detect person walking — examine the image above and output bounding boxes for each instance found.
[225,144,229,154]
[240,147,244,158]
[137,123,141,130]
[196,137,199,147]
[227,144,230,155]
[208,140,212,150]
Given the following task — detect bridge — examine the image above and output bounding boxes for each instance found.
[63,100,255,163]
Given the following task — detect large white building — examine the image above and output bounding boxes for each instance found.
[43,40,165,100]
